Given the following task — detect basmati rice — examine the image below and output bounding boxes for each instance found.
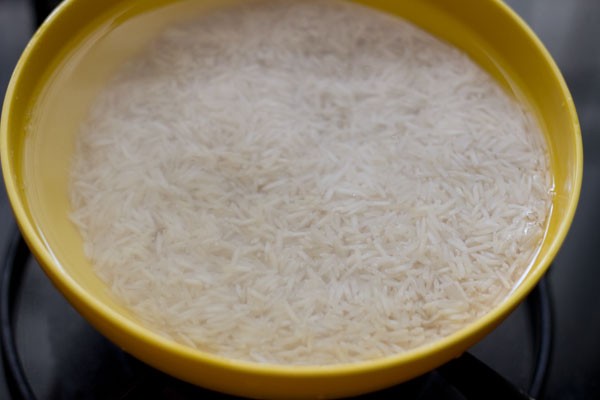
[69,0,553,365]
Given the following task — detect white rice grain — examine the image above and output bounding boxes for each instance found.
[70,0,553,365]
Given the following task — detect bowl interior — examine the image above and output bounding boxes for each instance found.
[1,0,581,398]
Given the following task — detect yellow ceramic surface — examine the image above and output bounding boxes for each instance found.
[0,0,582,398]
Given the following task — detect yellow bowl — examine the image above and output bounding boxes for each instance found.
[0,0,582,398]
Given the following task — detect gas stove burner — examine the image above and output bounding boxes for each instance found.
[1,226,551,400]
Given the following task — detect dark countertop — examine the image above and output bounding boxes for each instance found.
[1,1,599,399]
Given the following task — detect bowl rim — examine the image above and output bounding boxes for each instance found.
[0,0,583,380]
